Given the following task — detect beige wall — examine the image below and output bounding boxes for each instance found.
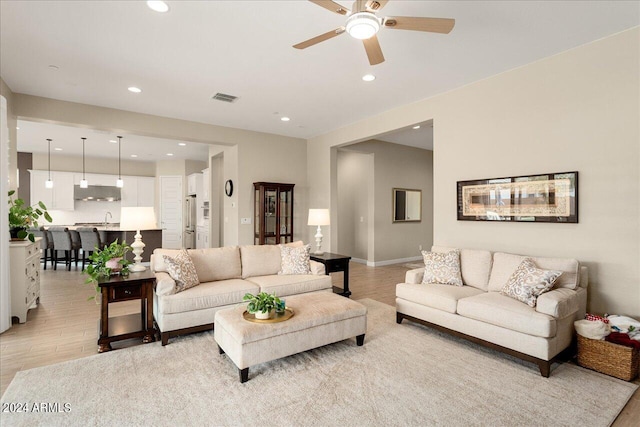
[32,153,156,176]
[309,28,640,317]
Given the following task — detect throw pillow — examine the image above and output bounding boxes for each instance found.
[162,249,200,293]
[278,244,311,275]
[421,249,463,286]
[501,258,562,307]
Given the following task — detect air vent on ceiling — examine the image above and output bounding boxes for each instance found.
[211,93,238,103]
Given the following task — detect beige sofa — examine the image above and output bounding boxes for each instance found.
[396,246,588,376]
[151,243,332,345]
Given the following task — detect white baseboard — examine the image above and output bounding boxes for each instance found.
[354,256,422,267]
[351,258,368,265]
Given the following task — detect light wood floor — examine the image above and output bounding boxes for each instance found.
[1,261,637,426]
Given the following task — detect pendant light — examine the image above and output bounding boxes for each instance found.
[45,139,54,188]
[80,137,88,188]
[116,136,124,188]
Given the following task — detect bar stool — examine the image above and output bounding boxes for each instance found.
[76,227,102,271]
[70,230,82,269]
[49,227,78,271]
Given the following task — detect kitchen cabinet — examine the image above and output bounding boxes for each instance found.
[202,168,210,202]
[120,176,138,207]
[253,182,294,245]
[30,170,74,210]
[10,239,41,323]
[137,177,155,207]
[187,173,200,196]
[196,225,209,249]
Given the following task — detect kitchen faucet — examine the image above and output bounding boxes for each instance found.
[104,211,112,226]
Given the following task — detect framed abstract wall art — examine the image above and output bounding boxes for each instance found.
[457,171,578,223]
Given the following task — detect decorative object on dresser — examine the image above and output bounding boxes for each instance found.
[9,238,41,323]
[307,208,330,254]
[96,269,156,352]
[84,239,132,300]
[120,206,157,272]
[253,182,294,245]
[7,190,52,242]
[310,252,352,297]
[457,171,578,223]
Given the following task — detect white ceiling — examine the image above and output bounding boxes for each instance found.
[1,1,638,146]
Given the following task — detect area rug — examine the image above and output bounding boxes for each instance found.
[1,299,636,427]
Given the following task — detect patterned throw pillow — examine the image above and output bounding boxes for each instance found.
[278,244,311,275]
[163,249,200,293]
[501,258,562,307]
[421,249,463,286]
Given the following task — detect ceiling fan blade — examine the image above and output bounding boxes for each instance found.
[308,0,349,15]
[383,16,455,34]
[366,0,389,11]
[293,27,346,49]
[363,35,385,65]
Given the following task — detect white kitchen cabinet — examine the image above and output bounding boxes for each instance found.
[10,239,41,323]
[202,168,210,202]
[137,177,155,207]
[29,170,74,210]
[187,173,200,196]
[196,225,209,249]
[120,176,139,207]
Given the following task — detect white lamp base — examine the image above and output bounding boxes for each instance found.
[130,230,147,272]
[314,225,324,255]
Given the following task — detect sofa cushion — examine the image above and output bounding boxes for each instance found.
[188,246,241,282]
[457,292,557,338]
[279,244,311,275]
[245,274,332,297]
[421,249,463,286]
[536,288,579,318]
[501,258,562,307]
[163,249,200,293]
[240,245,281,278]
[488,252,580,292]
[396,283,484,314]
[151,249,182,272]
[432,246,493,291]
[157,279,259,315]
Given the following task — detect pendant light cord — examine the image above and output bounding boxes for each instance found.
[47,138,52,180]
[81,137,86,180]
[117,136,122,179]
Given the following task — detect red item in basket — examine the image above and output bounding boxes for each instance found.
[606,332,640,349]
[586,313,609,324]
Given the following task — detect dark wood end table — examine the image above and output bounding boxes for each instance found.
[310,252,352,297]
[97,269,156,352]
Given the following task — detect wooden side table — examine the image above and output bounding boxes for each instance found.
[310,253,352,297]
[97,269,156,352]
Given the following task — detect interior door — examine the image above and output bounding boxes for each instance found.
[160,176,183,249]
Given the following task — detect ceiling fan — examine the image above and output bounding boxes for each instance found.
[293,0,455,66]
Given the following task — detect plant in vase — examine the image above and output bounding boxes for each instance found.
[7,190,52,242]
[243,292,281,320]
[84,239,132,300]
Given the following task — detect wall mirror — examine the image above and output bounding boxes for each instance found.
[393,188,422,222]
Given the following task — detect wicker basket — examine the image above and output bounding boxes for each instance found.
[577,334,639,381]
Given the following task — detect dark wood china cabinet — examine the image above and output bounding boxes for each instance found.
[253,182,294,245]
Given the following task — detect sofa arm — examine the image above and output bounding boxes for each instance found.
[310,260,326,275]
[536,288,579,318]
[155,271,177,296]
[405,268,425,284]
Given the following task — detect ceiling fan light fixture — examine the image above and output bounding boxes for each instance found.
[346,12,380,40]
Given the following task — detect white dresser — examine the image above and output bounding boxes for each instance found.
[10,238,41,323]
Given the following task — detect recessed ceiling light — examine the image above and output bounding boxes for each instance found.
[130,154,138,158]
[147,1,169,13]
[16,127,19,130]
[54,147,63,151]
[109,140,117,143]
[178,143,187,146]
[128,86,142,93]
[48,65,59,71]
[281,117,290,122]
[412,125,421,130]
[166,153,174,156]
[362,74,375,82]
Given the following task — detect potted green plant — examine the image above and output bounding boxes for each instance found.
[8,190,52,242]
[84,239,132,300]
[243,291,281,320]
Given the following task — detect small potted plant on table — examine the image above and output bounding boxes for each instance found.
[84,239,132,300]
[7,190,52,242]
[243,292,281,320]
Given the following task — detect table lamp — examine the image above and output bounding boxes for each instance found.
[307,209,330,255]
[120,206,157,272]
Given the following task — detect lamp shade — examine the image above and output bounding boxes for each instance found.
[308,209,330,226]
[120,207,157,231]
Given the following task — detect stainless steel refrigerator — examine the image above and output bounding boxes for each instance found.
[184,195,196,249]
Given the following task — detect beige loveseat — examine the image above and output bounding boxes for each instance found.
[151,243,331,345]
[396,246,588,376]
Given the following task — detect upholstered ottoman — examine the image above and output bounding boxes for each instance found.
[214,292,367,382]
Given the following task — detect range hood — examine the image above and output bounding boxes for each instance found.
[74,185,122,202]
